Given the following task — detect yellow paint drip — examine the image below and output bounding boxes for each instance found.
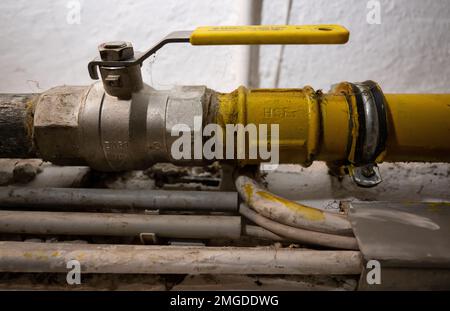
[256,191,325,221]
[77,253,85,261]
[23,251,48,260]
[243,183,254,204]
[426,202,450,213]
[23,252,33,259]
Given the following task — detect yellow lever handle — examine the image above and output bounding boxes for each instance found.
[190,25,349,45]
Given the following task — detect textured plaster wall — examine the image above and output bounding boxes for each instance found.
[260,0,450,93]
[2,0,449,92]
[0,0,252,93]
[264,163,450,209]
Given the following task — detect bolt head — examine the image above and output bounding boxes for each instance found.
[98,41,134,61]
[361,166,375,178]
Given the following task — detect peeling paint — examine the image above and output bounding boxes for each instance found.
[256,191,325,221]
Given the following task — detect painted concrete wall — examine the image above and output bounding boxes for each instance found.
[260,0,450,93]
[2,0,449,93]
[0,0,253,93]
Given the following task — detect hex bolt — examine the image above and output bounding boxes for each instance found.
[97,40,143,99]
[98,41,134,61]
[361,166,375,178]
[104,41,127,49]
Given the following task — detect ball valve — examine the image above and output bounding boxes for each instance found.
[1,25,449,188]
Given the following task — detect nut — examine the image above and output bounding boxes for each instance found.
[34,86,88,165]
[361,166,375,178]
[98,41,134,61]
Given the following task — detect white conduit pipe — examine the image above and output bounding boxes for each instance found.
[243,225,286,241]
[236,175,353,235]
[0,241,363,275]
[240,204,359,250]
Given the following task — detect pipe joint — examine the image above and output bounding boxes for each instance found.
[33,83,212,171]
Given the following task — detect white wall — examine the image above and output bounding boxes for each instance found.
[260,0,450,93]
[0,0,254,93]
[1,0,449,93]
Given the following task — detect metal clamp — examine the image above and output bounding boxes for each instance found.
[139,233,159,245]
[348,81,388,187]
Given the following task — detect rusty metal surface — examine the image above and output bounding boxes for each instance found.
[33,86,88,165]
[0,94,38,158]
[349,201,450,268]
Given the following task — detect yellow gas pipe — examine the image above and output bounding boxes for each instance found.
[382,94,450,162]
[215,84,450,166]
[187,25,449,166]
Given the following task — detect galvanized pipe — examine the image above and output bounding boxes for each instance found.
[0,94,38,158]
[0,210,241,240]
[240,204,359,250]
[0,241,363,275]
[0,187,238,212]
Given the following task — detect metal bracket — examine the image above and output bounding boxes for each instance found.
[349,163,382,187]
[139,232,159,245]
[168,240,206,246]
[345,81,388,188]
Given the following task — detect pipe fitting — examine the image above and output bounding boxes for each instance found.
[33,83,212,171]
